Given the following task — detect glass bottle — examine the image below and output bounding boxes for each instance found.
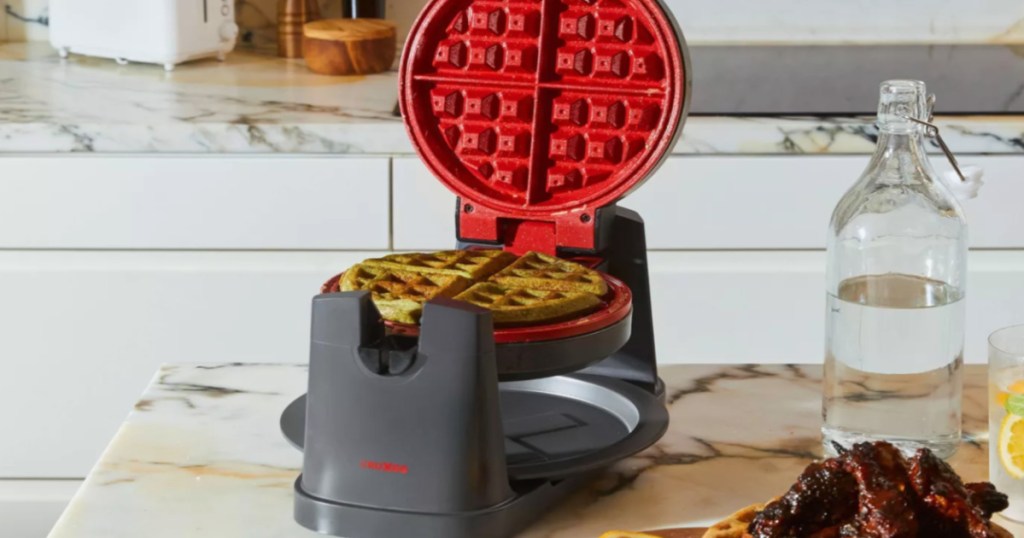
[822,80,968,459]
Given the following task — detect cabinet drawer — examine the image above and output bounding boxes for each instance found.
[0,156,390,249]
[0,250,366,478]
[648,251,1024,366]
[3,249,1021,477]
[632,156,1024,249]
[393,156,1024,250]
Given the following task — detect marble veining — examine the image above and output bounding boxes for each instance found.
[48,363,1024,537]
[0,42,1019,153]
[1,42,1023,155]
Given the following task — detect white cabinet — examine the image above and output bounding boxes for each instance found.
[649,251,1024,365]
[392,158,458,250]
[0,154,392,478]
[0,250,370,478]
[393,154,1024,363]
[634,156,1024,249]
[393,156,1024,250]
[0,156,390,250]
[0,481,79,538]
[0,152,1021,479]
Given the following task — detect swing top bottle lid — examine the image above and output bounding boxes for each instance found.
[877,80,929,133]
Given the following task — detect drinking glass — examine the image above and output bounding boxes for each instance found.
[989,324,1024,522]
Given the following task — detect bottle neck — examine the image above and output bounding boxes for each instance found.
[867,126,935,185]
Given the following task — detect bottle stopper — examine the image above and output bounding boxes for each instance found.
[903,94,985,201]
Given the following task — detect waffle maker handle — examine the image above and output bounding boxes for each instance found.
[297,291,514,515]
[580,206,659,392]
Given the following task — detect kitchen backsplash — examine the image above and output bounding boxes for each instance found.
[3,0,1023,45]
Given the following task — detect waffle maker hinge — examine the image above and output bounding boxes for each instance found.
[580,206,659,393]
[458,202,659,393]
[455,197,616,256]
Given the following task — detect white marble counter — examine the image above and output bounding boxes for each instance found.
[48,363,1024,537]
[2,42,1022,155]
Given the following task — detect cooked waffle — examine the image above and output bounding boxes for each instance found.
[453,282,601,326]
[362,249,516,280]
[489,251,608,296]
[597,533,664,538]
[596,504,764,538]
[335,250,612,327]
[339,264,470,324]
[699,503,764,538]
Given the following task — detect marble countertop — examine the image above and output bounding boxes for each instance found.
[49,363,1024,537]
[2,42,1022,155]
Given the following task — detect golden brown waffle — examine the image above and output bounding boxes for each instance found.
[598,528,667,532]
[335,250,612,327]
[699,503,764,538]
[339,264,470,324]
[596,504,764,538]
[362,249,516,280]
[489,251,609,296]
[598,502,765,532]
[453,282,601,326]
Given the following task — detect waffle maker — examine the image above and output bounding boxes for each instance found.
[280,0,690,535]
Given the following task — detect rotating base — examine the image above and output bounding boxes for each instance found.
[282,374,668,481]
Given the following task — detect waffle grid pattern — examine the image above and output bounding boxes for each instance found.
[369,273,463,302]
[406,0,681,211]
[491,251,609,294]
[455,281,601,324]
[338,250,611,326]
[366,249,516,279]
[341,265,469,301]
[459,282,581,307]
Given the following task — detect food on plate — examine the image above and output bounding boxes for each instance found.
[454,282,602,326]
[598,441,1010,538]
[743,441,1008,538]
[702,504,767,538]
[335,250,607,326]
[490,250,609,296]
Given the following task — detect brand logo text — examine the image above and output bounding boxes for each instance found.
[360,460,409,475]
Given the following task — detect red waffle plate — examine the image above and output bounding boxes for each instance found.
[400,0,689,247]
[321,270,632,344]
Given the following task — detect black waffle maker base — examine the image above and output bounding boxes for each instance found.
[280,208,670,538]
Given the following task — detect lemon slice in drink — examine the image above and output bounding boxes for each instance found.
[999,413,1024,479]
[999,382,1024,412]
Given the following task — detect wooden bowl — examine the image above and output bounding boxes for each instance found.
[302,18,396,76]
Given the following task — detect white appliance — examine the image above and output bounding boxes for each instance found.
[49,0,240,71]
